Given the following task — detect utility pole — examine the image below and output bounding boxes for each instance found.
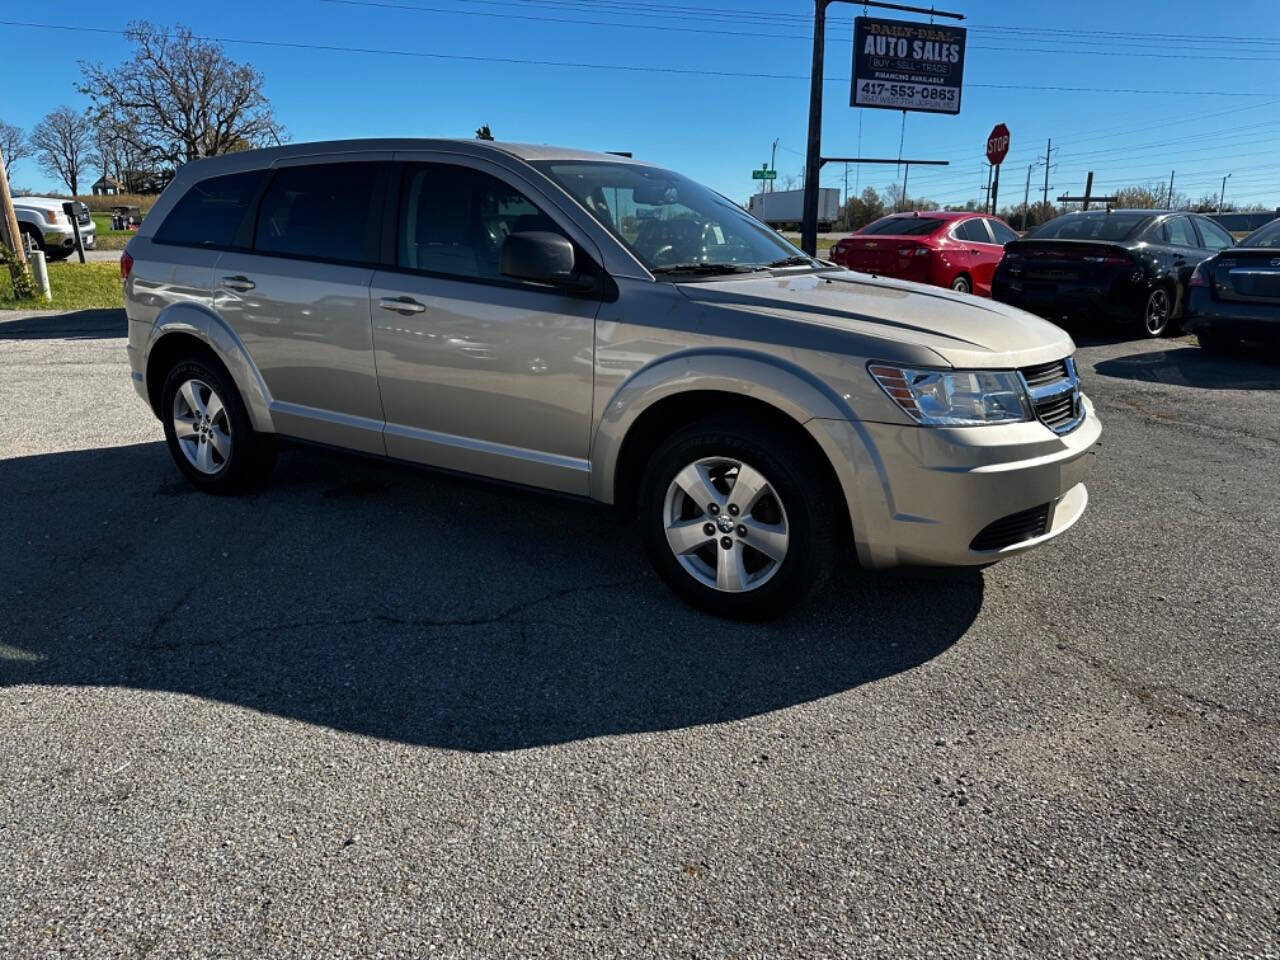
[1166,170,1175,209]
[1081,171,1094,211]
[0,143,27,266]
[1042,138,1051,209]
[1218,173,1231,213]
[843,162,849,210]
[1021,163,1033,231]
[770,138,779,193]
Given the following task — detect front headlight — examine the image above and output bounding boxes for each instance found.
[869,363,1032,426]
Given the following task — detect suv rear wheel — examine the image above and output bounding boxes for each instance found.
[160,356,275,492]
[638,417,841,619]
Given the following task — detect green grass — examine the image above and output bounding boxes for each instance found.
[1,260,124,311]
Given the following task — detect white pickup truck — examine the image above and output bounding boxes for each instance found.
[15,196,97,259]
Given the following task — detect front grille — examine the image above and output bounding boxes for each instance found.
[1018,356,1084,435]
[1020,359,1068,387]
[1035,391,1077,430]
[970,503,1051,552]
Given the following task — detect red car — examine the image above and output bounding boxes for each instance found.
[830,211,1019,297]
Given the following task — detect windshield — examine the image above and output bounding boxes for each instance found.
[1240,219,1280,248]
[859,216,946,236]
[1030,212,1150,242]
[531,160,810,272]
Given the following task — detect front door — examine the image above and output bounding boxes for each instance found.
[214,159,387,454]
[370,158,601,494]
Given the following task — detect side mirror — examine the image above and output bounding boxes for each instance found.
[501,232,592,290]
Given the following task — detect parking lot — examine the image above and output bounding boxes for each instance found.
[1,309,1278,957]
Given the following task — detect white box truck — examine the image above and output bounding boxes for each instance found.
[748,189,840,230]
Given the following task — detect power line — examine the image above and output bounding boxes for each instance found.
[2,19,1271,97]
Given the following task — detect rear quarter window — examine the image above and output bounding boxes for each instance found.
[153,170,267,248]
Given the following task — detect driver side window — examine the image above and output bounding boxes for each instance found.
[397,163,565,280]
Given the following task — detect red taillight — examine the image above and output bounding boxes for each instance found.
[1189,265,1209,287]
[1081,254,1133,266]
[120,250,133,280]
[898,245,930,258]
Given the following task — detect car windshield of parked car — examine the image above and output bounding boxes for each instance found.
[860,216,945,236]
[1241,219,1280,248]
[1030,212,1150,242]
[532,160,811,271]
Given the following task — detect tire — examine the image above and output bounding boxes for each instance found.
[1141,286,1174,338]
[18,226,44,256]
[1197,330,1238,354]
[159,356,275,493]
[950,275,971,294]
[637,416,842,620]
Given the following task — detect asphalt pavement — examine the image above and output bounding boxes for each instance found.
[1,308,1278,958]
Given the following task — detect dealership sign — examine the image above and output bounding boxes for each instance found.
[851,16,967,116]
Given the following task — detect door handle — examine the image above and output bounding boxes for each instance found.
[968,248,981,254]
[220,275,255,292]
[379,296,426,315]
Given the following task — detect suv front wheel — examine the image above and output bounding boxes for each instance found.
[638,417,841,619]
[160,356,275,492]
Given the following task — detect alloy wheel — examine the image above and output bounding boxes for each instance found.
[172,378,231,475]
[1144,288,1171,336]
[662,457,790,593]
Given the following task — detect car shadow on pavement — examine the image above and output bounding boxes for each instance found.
[1093,344,1280,390]
[0,308,127,340]
[0,442,983,752]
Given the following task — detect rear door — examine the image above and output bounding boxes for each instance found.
[213,157,388,454]
[1163,215,1202,295]
[369,155,601,495]
[956,218,1002,295]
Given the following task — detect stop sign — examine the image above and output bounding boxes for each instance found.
[986,123,1010,166]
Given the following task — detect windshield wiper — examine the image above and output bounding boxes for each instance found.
[765,255,819,268]
[650,262,764,276]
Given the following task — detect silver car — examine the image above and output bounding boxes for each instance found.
[123,139,1099,618]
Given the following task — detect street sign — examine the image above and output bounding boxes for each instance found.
[986,124,1010,166]
[753,168,777,180]
[851,16,967,116]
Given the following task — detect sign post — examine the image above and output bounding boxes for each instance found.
[986,123,1009,214]
[802,1,964,255]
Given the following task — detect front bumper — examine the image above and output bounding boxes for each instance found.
[42,225,96,250]
[808,397,1100,568]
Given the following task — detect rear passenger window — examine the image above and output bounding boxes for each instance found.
[956,219,991,243]
[988,220,1018,244]
[1165,216,1198,247]
[255,163,378,264]
[397,163,565,280]
[153,170,266,248]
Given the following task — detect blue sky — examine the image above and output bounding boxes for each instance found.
[3,0,1278,210]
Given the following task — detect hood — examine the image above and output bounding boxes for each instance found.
[676,269,1075,369]
[13,196,70,213]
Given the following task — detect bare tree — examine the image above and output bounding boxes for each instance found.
[79,21,283,171]
[31,106,98,195]
[0,119,32,180]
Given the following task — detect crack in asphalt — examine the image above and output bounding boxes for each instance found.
[1054,641,1279,735]
[147,574,655,651]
